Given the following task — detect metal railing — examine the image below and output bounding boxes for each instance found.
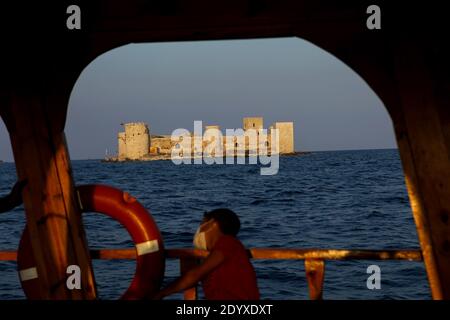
[0,248,423,300]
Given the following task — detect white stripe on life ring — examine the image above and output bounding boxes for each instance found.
[20,267,38,282]
[136,240,159,256]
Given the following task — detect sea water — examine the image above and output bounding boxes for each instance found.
[0,149,430,299]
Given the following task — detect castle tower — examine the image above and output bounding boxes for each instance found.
[271,122,294,154]
[204,125,220,132]
[243,117,264,155]
[243,117,263,131]
[121,122,150,160]
[118,132,126,160]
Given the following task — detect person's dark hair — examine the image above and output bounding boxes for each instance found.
[203,208,241,236]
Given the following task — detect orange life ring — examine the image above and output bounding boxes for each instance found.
[17,184,165,300]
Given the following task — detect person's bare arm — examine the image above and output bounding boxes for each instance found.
[153,249,225,299]
[0,180,26,213]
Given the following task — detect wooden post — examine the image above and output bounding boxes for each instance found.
[392,40,450,299]
[304,259,325,300]
[180,258,198,300]
[0,93,97,299]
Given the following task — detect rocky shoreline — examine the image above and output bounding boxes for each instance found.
[102,151,311,163]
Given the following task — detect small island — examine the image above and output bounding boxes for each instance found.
[104,117,300,162]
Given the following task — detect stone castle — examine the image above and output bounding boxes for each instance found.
[114,117,294,161]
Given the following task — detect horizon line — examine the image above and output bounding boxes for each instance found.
[0,147,399,163]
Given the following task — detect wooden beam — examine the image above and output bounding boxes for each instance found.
[0,248,423,261]
[392,39,450,299]
[0,251,17,261]
[247,248,422,261]
[0,94,97,299]
[305,259,325,300]
[89,248,422,261]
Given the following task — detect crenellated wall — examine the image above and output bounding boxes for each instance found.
[117,118,294,159]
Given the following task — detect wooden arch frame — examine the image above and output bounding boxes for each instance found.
[0,1,449,299]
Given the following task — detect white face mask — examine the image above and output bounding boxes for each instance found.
[193,227,207,250]
[193,220,214,250]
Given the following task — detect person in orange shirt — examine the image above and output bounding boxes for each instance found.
[153,208,260,300]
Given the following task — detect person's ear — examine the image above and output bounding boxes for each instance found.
[211,221,222,234]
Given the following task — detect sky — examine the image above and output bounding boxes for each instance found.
[0,37,397,161]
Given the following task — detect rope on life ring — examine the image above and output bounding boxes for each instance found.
[17,184,165,300]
